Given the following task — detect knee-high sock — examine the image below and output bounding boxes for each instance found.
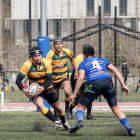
[120,118,132,130]
[76,110,84,122]
[87,102,92,116]
[65,97,70,110]
[56,111,65,123]
[41,107,56,122]
[69,101,76,112]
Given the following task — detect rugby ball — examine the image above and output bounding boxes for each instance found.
[28,83,39,98]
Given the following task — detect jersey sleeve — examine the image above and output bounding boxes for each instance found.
[64,48,74,59]
[45,60,52,76]
[79,62,85,70]
[19,64,29,77]
[104,58,111,66]
[46,51,53,63]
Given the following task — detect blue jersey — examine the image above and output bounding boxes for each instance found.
[79,57,111,82]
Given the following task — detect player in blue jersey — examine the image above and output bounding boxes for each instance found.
[68,45,136,136]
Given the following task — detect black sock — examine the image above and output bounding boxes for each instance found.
[69,104,75,112]
[87,102,92,116]
[136,85,139,91]
[65,100,70,110]
[45,110,57,122]
[59,115,66,123]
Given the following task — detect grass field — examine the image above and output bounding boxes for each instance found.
[0,112,139,140]
[2,85,140,102]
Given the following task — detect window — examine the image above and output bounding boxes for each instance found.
[119,0,127,16]
[54,19,61,37]
[86,0,94,16]
[104,0,111,15]
[131,18,136,30]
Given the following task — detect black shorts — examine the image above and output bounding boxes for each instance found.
[35,88,58,104]
[71,76,86,102]
[53,76,69,89]
[79,78,117,107]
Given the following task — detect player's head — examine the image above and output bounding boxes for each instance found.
[83,45,95,58]
[83,44,90,50]
[31,46,42,64]
[54,37,63,52]
[137,65,140,69]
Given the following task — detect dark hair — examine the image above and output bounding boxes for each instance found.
[54,37,63,45]
[83,46,95,57]
[31,46,42,57]
[137,65,140,68]
[83,44,90,50]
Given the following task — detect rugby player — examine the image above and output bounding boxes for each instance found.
[68,45,136,136]
[69,44,95,120]
[16,46,70,131]
[46,37,78,119]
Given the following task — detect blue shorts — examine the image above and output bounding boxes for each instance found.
[79,78,117,107]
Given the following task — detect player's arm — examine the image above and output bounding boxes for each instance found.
[107,64,129,95]
[69,69,85,101]
[38,74,52,94]
[16,73,25,91]
[70,58,78,79]
[52,63,64,69]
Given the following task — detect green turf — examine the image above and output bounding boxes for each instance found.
[2,85,140,101]
[0,112,139,140]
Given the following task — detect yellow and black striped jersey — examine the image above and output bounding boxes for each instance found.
[19,58,53,90]
[46,48,74,83]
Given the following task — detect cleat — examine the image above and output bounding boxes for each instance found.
[62,121,70,131]
[69,121,83,134]
[127,128,136,136]
[133,90,137,93]
[65,108,73,119]
[54,121,63,130]
[86,115,96,120]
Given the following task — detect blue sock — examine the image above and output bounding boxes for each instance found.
[120,118,132,130]
[76,110,84,122]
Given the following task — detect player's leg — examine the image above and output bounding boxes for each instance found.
[69,103,86,134]
[7,81,15,91]
[110,104,136,136]
[133,81,140,93]
[53,85,60,120]
[86,102,95,120]
[106,88,136,136]
[62,80,70,110]
[62,80,73,119]
[33,96,57,122]
[51,101,70,131]
[45,88,70,130]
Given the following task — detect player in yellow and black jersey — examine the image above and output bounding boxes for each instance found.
[16,46,70,131]
[69,44,95,120]
[46,37,78,119]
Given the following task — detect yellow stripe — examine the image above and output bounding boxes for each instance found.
[52,66,67,73]
[56,111,65,116]
[52,59,67,65]
[65,97,69,101]
[71,101,76,107]
[52,73,68,80]
[41,107,49,115]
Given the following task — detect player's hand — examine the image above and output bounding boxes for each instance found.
[122,86,129,95]
[57,63,64,68]
[38,86,44,94]
[68,94,76,101]
[73,71,78,79]
[22,88,31,98]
